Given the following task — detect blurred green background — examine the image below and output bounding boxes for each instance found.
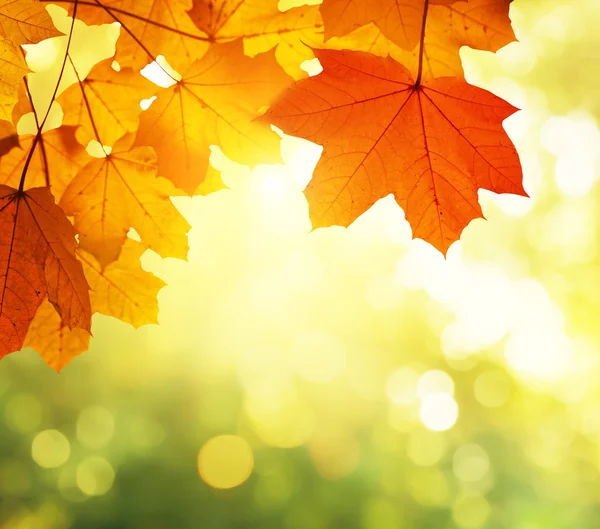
[2,0,600,527]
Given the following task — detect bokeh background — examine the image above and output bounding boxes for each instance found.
[2,0,600,527]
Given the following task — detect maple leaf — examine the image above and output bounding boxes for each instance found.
[135,40,292,194]
[78,239,165,328]
[0,0,60,44]
[186,0,324,78]
[0,125,87,199]
[24,297,91,372]
[58,57,155,147]
[262,49,525,254]
[59,133,190,268]
[46,0,323,77]
[0,185,91,359]
[0,38,28,121]
[0,0,60,121]
[320,0,516,79]
[44,0,203,71]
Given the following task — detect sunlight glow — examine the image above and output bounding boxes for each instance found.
[291,330,347,383]
[419,393,459,431]
[417,370,455,398]
[141,55,181,87]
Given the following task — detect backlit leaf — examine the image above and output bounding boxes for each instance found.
[78,239,166,328]
[320,0,516,79]
[0,125,88,200]
[0,185,91,359]
[135,40,292,194]
[59,58,155,147]
[25,298,91,372]
[263,49,525,254]
[60,133,190,268]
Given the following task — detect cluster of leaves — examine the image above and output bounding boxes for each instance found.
[0,0,523,371]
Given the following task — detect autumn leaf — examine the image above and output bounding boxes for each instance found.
[0,0,60,44]
[320,0,516,79]
[47,0,323,77]
[186,0,324,78]
[45,0,204,71]
[78,238,165,328]
[0,38,28,121]
[59,57,155,147]
[135,40,292,194]
[0,185,91,359]
[24,298,90,372]
[59,133,190,268]
[0,125,88,200]
[0,0,60,121]
[262,49,525,254]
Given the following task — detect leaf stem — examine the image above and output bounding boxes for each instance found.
[414,0,430,88]
[24,78,50,187]
[18,0,80,193]
[68,54,108,156]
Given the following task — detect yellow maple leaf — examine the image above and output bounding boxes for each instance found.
[59,133,190,268]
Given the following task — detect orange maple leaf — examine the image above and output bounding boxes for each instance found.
[262,49,525,254]
[320,0,516,79]
[0,185,91,359]
[135,40,292,194]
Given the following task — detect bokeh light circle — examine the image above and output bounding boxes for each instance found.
[197,435,254,489]
[76,456,115,496]
[453,444,490,482]
[417,370,455,398]
[419,393,459,431]
[31,429,70,468]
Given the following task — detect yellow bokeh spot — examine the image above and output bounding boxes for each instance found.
[31,430,70,468]
[453,444,490,482]
[197,435,254,489]
[419,393,459,431]
[76,456,115,496]
[76,406,115,449]
[291,330,346,383]
[417,370,454,398]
